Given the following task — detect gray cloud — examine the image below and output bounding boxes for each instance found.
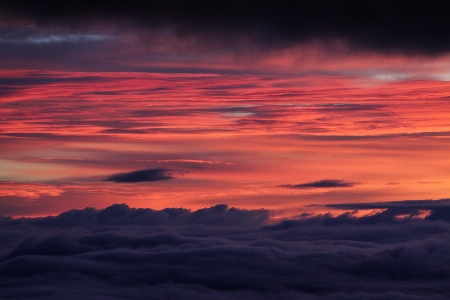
[106,168,173,183]
[281,179,356,189]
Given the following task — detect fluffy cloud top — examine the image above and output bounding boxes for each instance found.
[1,201,450,299]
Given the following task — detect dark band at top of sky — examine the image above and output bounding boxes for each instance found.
[1,0,450,55]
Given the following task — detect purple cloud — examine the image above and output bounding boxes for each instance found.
[106,168,173,183]
[1,201,450,299]
[280,179,356,189]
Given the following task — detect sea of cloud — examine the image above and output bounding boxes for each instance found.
[1,201,450,299]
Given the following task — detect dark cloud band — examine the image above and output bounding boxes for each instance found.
[281,179,355,189]
[1,0,450,55]
[106,168,172,183]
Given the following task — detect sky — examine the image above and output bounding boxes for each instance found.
[1,1,450,219]
[1,1,450,299]
[1,1,450,217]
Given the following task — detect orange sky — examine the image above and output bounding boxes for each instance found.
[1,71,450,217]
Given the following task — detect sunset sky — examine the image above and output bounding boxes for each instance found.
[2,2,450,299]
[1,0,450,217]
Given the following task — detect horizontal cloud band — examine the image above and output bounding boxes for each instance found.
[1,1,450,54]
[280,179,356,189]
[106,168,173,183]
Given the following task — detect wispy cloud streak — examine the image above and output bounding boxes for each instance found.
[106,168,173,183]
[281,179,356,189]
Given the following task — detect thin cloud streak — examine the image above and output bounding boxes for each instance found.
[106,168,173,183]
[281,179,356,189]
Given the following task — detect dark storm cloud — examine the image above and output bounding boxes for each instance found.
[106,168,173,183]
[1,0,450,55]
[281,179,356,189]
[1,202,450,299]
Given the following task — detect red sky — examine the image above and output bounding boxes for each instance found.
[1,1,450,217]
[1,71,450,217]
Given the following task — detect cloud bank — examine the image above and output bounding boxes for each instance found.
[1,201,450,299]
[1,0,450,55]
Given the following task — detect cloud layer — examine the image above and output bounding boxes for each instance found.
[1,201,450,299]
[1,0,450,55]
